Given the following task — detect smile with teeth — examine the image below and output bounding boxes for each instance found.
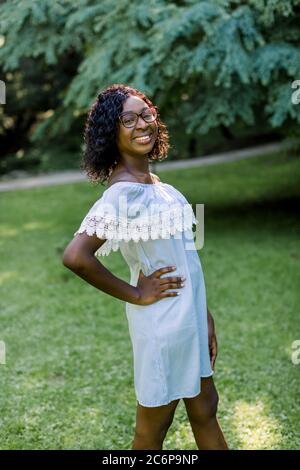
[134,133,152,143]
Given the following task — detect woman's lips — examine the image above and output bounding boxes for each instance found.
[133,133,153,144]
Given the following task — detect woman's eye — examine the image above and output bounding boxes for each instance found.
[123,115,135,125]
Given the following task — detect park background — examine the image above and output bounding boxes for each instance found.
[0,0,299,450]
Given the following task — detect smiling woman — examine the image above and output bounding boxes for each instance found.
[80,83,169,184]
[63,83,228,451]
[115,95,160,172]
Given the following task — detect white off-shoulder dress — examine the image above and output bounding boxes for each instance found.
[74,181,214,407]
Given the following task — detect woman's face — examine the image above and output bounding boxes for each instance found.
[116,95,158,159]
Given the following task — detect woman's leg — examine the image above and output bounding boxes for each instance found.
[132,398,180,450]
[183,377,229,450]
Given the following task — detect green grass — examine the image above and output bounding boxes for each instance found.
[0,151,299,450]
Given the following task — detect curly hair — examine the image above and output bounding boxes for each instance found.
[80,83,170,184]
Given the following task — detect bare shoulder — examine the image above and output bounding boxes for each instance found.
[150,172,161,183]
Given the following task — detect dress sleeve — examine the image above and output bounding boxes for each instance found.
[74,183,198,257]
[73,184,140,256]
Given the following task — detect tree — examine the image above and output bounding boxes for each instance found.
[0,0,300,171]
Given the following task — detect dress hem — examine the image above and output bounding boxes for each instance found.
[136,371,215,407]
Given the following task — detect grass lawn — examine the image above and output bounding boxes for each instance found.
[0,151,299,450]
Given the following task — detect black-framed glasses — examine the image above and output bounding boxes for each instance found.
[119,107,157,128]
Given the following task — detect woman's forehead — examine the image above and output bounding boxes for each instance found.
[122,95,149,113]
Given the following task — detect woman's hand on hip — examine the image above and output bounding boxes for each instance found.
[134,266,186,306]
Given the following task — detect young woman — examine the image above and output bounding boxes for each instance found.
[62,84,229,450]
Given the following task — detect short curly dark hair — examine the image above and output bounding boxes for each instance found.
[80,83,170,184]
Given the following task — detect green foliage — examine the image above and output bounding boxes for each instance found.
[0,0,299,150]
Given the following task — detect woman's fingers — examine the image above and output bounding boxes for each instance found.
[159,275,185,285]
[153,266,177,278]
[210,335,218,370]
[158,291,181,299]
[159,281,185,292]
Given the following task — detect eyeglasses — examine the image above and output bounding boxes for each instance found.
[119,107,157,128]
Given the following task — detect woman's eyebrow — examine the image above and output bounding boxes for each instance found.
[122,107,149,113]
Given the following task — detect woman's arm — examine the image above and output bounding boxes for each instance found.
[207,308,218,371]
[62,233,140,305]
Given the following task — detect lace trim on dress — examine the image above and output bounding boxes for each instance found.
[74,203,198,257]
